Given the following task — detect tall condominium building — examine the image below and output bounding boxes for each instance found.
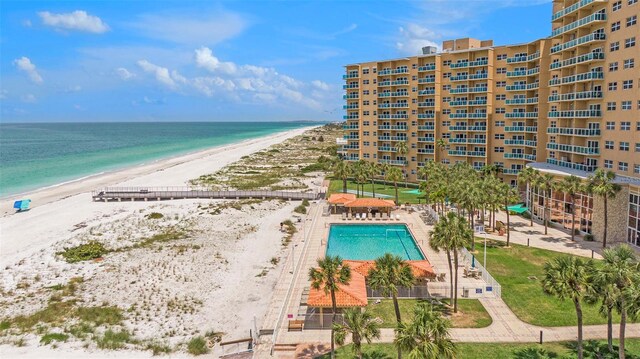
[341,0,639,247]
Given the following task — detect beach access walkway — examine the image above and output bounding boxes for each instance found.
[91,187,319,202]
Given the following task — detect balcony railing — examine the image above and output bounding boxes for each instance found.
[548,70,603,86]
[378,103,409,108]
[448,150,467,156]
[417,137,435,143]
[506,70,527,78]
[418,89,436,95]
[377,125,408,130]
[343,72,359,79]
[343,93,359,99]
[417,148,435,154]
[550,51,604,70]
[378,68,409,75]
[418,102,436,107]
[552,0,599,22]
[418,64,436,72]
[547,127,601,136]
[504,126,537,133]
[418,77,436,84]
[378,114,409,119]
[469,99,488,106]
[378,136,408,141]
[505,97,538,105]
[468,125,487,131]
[418,113,435,119]
[378,91,409,98]
[449,100,468,107]
[505,112,538,119]
[506,84,527,91]
[343,83,359,89]
[343,124,359,130]
[547,158,597,172]
[470,73,488,80]
[378,159,407,166]
[450,75,468,82]
[506,52,540,64]
[551,12,606,37]
[550,32,606,54]
[547,110,602,118]
[343,104,359,110]
[468,151,487,157]
[548,91,603,102]
[418,125,435,131]
[343,135,360,140]
[378,146,397,152]
[378,80,409,87]
[343,115,359,120]
[546,143,600,155]
[504,139,537,147]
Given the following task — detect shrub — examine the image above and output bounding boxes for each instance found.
[40,333,69,345]
[584,234,595,241]
[76,305,123,326]
[187,336,209,355]
[301,199,310,207]
[294,205,307,214]
[0,321,10,330]
[317,135,324,142]
[146,212,164,219]
[145,341,172,355]
[59,241,108,263]
[96,329,132,350]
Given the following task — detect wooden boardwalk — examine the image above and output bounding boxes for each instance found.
[91,187,319,202]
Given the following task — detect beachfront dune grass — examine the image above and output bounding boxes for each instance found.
[366,299,491,329]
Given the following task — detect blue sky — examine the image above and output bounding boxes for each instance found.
[1,0,552,122]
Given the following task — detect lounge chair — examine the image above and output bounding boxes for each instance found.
[396,214,401,221]
[355,213,360,220]
[367,213,372,220]
[382,213,388,220]
[342,213,347,221]
[347,213,352,220]
[376,213,381,220]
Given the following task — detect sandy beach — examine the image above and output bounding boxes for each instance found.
[0,126,324,358]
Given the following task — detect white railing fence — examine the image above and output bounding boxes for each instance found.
[460,247,502,298]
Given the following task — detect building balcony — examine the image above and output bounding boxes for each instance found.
[525,154,537,161]
[504,139,537,147]
[468,151,487,157]
[343,135,360,140]
[546,158,597,172]
[450,75,468,82]
[548,91,603,102]
[343,93,359,100]
[378,103,409,108]
[505,112,538,119]
[448,150,467,156]
[546,127,601,136]
[378,68,409,76]
[504,126,537,133]
[343,72,359,79]
[469,99,488,106]
[506,84,527,91]
[343,83,359,89]
[378,91,409,98]
[378,80,410,87]
[377,146,398,152]
[468,125,487,131]
[450,87,469,94]
[340,144,360,150]
[505,97,538,105]
[343,124,359,130]
[378,159,407,166]
[418,77,436,84]
[377,125,408,130]
[450,113,470,119]
[550,51,605,70]
[418,89,436,95]
[418,137,435,143]
[504,153,524,159]
[551,12,607,38]
[378,136,408,142]
[526,83,539,90]
[527,68,540,76]
[469,73,488,80]
[552,0,601,22]
[449,126,467,131]
[506,52,540,64]
[546,143,600,155]
[418,102,436,108]
[418,64,436,72]
[549,70,603,86]
[418,113,435,119]
[469,86,488,93]
[417,148,435,154]
[343,114,359,120]
[343,104,359,110]
[378,114,409,120]
[449,100,468,107]
[344,155,360,161]
[547,110,602,118]
[550,32,606,54]
[506,70,527,78]
[502,168,521,175]
[418,125,435,131]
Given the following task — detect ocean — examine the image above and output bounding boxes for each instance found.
[0,122,319,197]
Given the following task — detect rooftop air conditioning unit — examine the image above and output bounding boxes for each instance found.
[422,46,437,55]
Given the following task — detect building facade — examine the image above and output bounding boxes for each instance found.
[341,0,639,246]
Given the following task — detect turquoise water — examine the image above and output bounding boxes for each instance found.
[402,189,422,194]
[0,122,318,197]
[326,224,424,261]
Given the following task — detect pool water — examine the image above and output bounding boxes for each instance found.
[402,189,422,195]
[326,224,425,261]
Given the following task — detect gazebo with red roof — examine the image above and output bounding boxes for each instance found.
[327,193,357,214]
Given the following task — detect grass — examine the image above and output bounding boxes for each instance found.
[328,179,424,204]
[40,333,69,345]
[365,299,491,329]
[96,329,133,350]
[319,339,640,358]
[58,241,108,263]
[294,204,307,214]
[145,212,164,219]
[473,240,631,326]
[4,301,124,332]
[187,336,209,355]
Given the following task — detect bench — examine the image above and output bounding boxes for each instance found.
[288,320,304,331]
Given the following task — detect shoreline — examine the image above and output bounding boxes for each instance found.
[0,126,317,216]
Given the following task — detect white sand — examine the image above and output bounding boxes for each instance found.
[0,126,317,358]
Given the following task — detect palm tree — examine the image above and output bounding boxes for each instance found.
[368,253,415,359]
[429,212,472,312]
[599,244,638,359]
[395,140,409,187]
[586,274,618,353]
[367,162,379,198]
[386,166,403,205]
[308,256,352,359]
[354,160,369,197]
[333,308,381,359]
[558,175,585,242]
[394,302,456,359]
[333,160,352,194]
[538,173,555,235]
[501,182,521,247]
[518,167,539,227]
[588,169,621,248]
[435,138,447,161]
[542,256,594,359]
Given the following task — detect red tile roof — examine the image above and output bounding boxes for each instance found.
[328,193,357,205]
[307,271,368,308]
[343,198,396,208]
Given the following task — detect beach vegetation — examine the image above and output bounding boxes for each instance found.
[65,322,95,339]
[146,212,164,219]
[96,329,133,349]
[134,228,188,248]
[59,241,108,263]
[293,204,307,214]
[145,341,173,355]
[187,336,209,355]
[270,257,280,266]
[40,332,69,345]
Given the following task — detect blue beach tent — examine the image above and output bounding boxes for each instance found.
[13,199,31,211]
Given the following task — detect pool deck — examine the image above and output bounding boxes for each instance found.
[257,200,489,355]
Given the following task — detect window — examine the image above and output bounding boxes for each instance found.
[605,141,615,149]
[619,162,628,171]
[443,72,451,78]
[496,81,506,87]
[497,54,507,60]
[494,147,504,153]
[624,59,635,68]
[620,142,630,151]
[606,121,615,130]
[636,143,640,152]
[637,122,640,130]
[363,79,369,85]
[496,121,505,127]
[607,102,617,111]
[496,67,507,74]
[363,90,370,95]
[621,121,631,130]
[612,21,621,31]
[613,1,622,11]
[625,37,636,48]
[627,15,637,26]
[443,85,451,90]
[496,94,506,100]
[605,159,613,169]
[362,69,369,75]
[635,164,640,174]
[442,109,451,115]
[609,82,618,91]
[610,42,620,51]
[622,101,632,110]
[495,108,506,114]
[630,0,638,4]
[623,80,634,89]
[495,134,505,140]
[609,62,619,72]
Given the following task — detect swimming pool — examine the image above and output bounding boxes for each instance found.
[326,224,425,261]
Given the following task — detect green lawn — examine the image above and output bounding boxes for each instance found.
[328,178,425,204]
[473,240,631,327]
[319,340,640,358]
[366,299,491,329]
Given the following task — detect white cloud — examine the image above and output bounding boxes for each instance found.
[13,57,43,84]
[38,10,109,34]
[21,94,37,103]
[311,80,329,91]
[116,67,136,80]
[130,10,248,45]
[194,47,237,75]
[136,60,183,89]
[396,24,440,55]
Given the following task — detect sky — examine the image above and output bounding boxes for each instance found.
[0,0,553,123]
